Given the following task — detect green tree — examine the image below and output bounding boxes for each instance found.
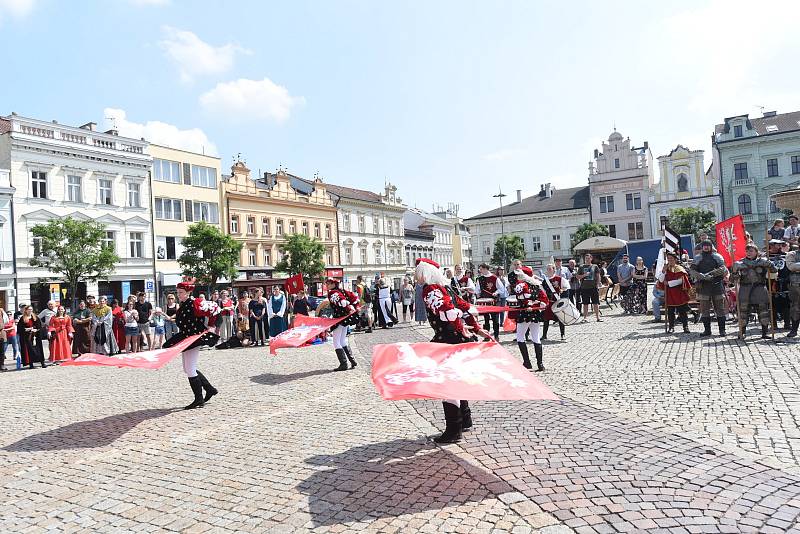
[29,216,119,307]
[667,207,716,239]
[274,233,326,283]
[490,235,525,269]
[570,223,609,252]
[179,221,243,291]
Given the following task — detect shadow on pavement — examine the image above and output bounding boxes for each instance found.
[297,438,512,527]
[3,408,175,452]
[250,369,331,386]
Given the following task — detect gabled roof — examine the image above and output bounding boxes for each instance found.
[465,186,590,221]
[715,111,800,136]
[322,183,382,203]
[0,117,10,135]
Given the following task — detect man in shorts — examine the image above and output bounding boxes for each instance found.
[576,253,601,322]
[135,292,154,349]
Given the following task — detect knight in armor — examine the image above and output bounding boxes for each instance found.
[768,239,791,331]
[689,240,729,337]
[416,257,484,444]
[785,247,800,337]
[317,277,360,371]
[510,266,548,371]
[731,244,775,340]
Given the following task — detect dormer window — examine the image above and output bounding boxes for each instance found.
[614,158,620,169]
[734,125,743,138]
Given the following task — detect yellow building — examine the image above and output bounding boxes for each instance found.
[222,160,340,292]
[147,144,222,300]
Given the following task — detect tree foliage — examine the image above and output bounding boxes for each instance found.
[274,233,326,283]
[29,217,119,306]
[490,235,525,269]
[179,221,243,290]
[667,207,716,239]
[570,223,609,252]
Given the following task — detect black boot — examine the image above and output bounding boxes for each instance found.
[433,401,463,444]
[184,376,205,410]
[717,317,727,337]
[534,343,545,372]
[460,400,473,431]
[517,342,532,369]
[541,321,549,340]
[761,325,770,339]
[343,345,357,369]
[196,371,218,403]
[334,348,349,371]
[789,320,798,338]
[699,317,712,337]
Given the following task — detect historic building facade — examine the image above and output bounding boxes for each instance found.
[331,182,406,288]
[588,131,655,240]
[404,228,436,273]
[466,185,590,269]
[148,144,222,301]
[713,110,800,235]
[648,145,721,234]
[0,114,153,309]
[0,167,15,311]
[403,208,454,269]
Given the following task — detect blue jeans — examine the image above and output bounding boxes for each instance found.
[652,289,664,320]
[3,335,19,357]
[498,297,507,322]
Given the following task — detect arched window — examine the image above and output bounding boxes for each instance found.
[738,194,752,215]
[677,173,688,192]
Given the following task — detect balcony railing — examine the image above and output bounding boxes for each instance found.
[733,177,755,187]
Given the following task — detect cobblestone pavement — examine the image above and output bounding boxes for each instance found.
[3,307,800,533]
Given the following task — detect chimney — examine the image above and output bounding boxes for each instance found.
[79,122,96,131]
[643,141,649,149]
[544,183,552,198]
[763,110,777,118]
[104,129,118,136]
[593,148,599,158]
[516,189,522,203]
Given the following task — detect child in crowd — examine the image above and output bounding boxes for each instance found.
[151,307,166,350]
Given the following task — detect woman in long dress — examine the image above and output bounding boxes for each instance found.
[91,296,119,355]
[111,299,126,352]
[70,300,91,355]
[414,282,427,325]
[267,286,287,337]
[48,306,74,362]
[622,257,649,314]
[376,278,396,328]
[18,305,46,369]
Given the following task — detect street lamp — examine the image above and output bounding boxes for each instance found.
[493,188,507,270]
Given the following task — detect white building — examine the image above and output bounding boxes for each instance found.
[0,114,153,310]
[466,184,591,269]
[404,208,454,268]
[404,228,436,272]
[649,145,721,234]
[589,130,655,240]
[331,182,406,289]
[432,204,473,270]
[0,166,15,311]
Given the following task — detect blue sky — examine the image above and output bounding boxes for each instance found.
[2,0,799,218]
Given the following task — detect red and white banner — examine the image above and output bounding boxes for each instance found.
[269,314,349,355]
[716,214,747,267]
[60,334,203,370]
[371,341,559,401]
[285,273,305,295]
[475,305,513,314]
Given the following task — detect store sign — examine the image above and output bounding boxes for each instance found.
[49,283,61,302]
[326,268,344,278]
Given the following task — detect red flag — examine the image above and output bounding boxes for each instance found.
[285,274,305,295]
[60,334,203,369]
[371,342,559,401]
[476,305,514,314]
[716,215,747,267]
[269,313,349,355]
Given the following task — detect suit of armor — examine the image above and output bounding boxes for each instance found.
[689,251,728,336]
[786,250,800,336]
[731,257,774,336]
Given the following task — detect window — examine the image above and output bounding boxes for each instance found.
[289,220,296,234]
[767,159,779,177]
[230,215,239,233]
[314,222,321,238]
[325,224,332,240]
[98,178,113,205]
[359,215,365,233]
[102,231,115,251]
[627,222,644,241]
[344,246,353,265]
[599,195,614,213]
[32,236,44,257]
[157,236,177,260]
[734,125,743,137]
[531,236,541,252]
[67,175,82,202]
[738,194,752,215]
[677,174,688,192]
[373,216,379,235]
[155,198,183,221]
[360,248,368,265]
[793,156,800,175]
[614,158,620,169]
[394,220,400,235]
[302,221,309,235]
[342,213,350,232]
[127,182,141,207]
[326,253,332,265]
[276,219,284,236]
[192,202,219,223]
[248,249,257,266]
[552,234,561,251]
[31,171,47,199]
[263,248,271,266]
[129,232,143,258]
[625,192,641,210]
[608,225,616,238]
[246,216,255,235]
[153,159,181,183]
[262,217,270,236]
[190,165,217,188]
[734,162,748,180]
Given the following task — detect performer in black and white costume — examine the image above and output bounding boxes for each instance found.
[510,265,548,372]
[317,277,360,371]
[375,277,396,328]
[162,278,220,410]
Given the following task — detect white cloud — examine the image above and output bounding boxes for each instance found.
[483,148,527,162]
[158,26,251,83]
[199,77,305,123]
[0,0,36,21]
[104,108,218,156]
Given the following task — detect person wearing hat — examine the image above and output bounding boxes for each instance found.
[658,252,692,333]
[731,244,775,340]
[689,239,728,336]
[162,278,220,410]
[416,257,485,444]
[316,277,360,370]
[510,265,548,371]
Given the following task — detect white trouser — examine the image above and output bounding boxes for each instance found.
[379,298,393,324]
[182,347,199,377]
[331,325,349,349]
[515,321,541,343]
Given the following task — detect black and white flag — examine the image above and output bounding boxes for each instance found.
[663,225,680,254]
